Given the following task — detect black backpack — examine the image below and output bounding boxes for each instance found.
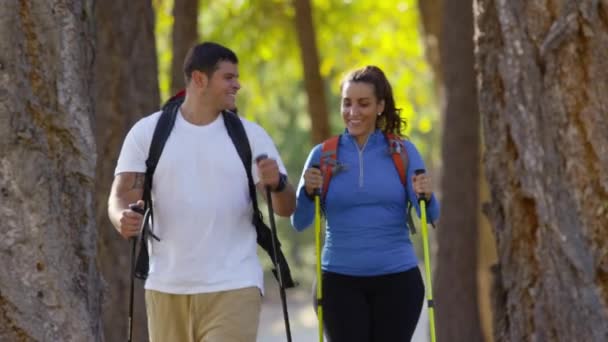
[134,91,296,288]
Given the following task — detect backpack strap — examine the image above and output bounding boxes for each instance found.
[143,96,181,206]
[386,133,408,185]
[134,94,182,279]
[223,110,296,288]
[320,135,340,201]
[385,133,418,234]
[320,134,408,197]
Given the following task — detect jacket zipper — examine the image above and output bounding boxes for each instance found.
[353,136,370,188]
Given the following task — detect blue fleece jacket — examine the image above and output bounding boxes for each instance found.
[291,130,440,276]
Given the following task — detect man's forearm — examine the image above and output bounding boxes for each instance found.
[270,183,296,217]
[107,173,145,232]
[108,196,130,231]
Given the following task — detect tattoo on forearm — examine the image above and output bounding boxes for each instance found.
[131,174,145,190]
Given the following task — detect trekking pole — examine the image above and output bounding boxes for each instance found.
[127,204,145,342]
[256,155,293,342]
[128,237,136,342]
[415,169,437,342]
[312,164,323,342]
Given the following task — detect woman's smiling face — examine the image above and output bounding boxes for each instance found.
[341,81,385,144]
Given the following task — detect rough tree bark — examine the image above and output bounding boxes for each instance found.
[170,0,198,95]
[475,0,608,341]
[292,0,331,144]
[0,1,103,340]
[94,0,160,341]
[435,0,485,341]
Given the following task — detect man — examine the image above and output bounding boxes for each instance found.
[108,42,296,342]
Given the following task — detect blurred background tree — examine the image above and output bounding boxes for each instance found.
[94,0,159,340]
[431,0,484,340]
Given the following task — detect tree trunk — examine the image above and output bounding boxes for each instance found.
[94,0,160,341]
[418,0,443,99]
[475,0,608,340]
[0,1,102,341]
[435,0,484,341]
[292,0,331,144]
[171,0,199,95]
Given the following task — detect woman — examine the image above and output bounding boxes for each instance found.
[291,65,440,341]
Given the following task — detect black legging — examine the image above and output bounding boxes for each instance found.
[313,268,425,342]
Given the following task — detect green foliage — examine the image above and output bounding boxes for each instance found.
[153,0,174,101]
[153,0,440,284]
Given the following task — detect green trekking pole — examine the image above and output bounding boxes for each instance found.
[415,169,437,342]
[312,165,323,342]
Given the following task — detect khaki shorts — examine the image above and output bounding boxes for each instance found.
[145,287,262,342]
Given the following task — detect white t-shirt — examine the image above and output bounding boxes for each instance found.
[114,109,287,295]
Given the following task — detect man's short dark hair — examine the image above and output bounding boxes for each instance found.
[183,42,238,82]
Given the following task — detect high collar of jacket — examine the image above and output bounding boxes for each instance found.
[341,129,384,147]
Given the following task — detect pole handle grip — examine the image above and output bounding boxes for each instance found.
[311,164,321,196]
[255,154,268,163]
[129,203,145,215]
[414,169,427,201]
